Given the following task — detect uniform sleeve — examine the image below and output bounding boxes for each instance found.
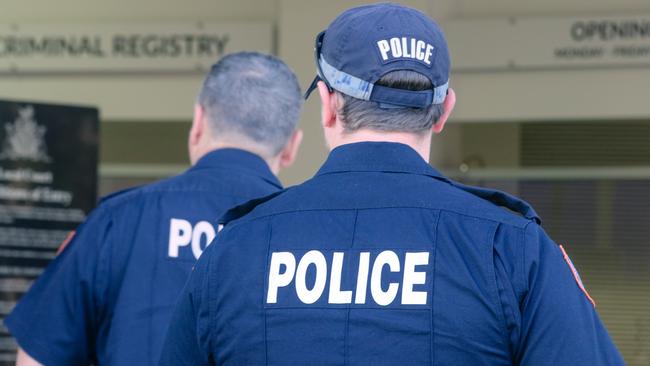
[3,206,113,366]
[159,241,214,366]
[515,222,625,366]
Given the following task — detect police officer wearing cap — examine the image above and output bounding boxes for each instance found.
[4,51,303,366]
[160,4,623,365]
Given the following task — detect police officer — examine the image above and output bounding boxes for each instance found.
[160,4,624,366]
[4,51,303,366]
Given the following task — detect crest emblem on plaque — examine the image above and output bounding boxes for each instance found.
[0,106,51,162]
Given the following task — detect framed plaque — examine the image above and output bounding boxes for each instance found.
[0,100,98,364]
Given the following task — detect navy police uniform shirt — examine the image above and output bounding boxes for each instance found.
[4,148,282,366]
[160,142,624,366]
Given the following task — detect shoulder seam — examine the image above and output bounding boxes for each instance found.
[102,187,254,210]
[223,206,533,230]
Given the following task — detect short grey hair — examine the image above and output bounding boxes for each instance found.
[336,70,444,134]
[198,52,302,155]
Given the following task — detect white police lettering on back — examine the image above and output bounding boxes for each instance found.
[377,37,434,65]
[168,218,217,260]
[267,250,430,306]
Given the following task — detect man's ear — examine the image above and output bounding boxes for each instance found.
[189,104,205,146]
[317,81,337,129]
[278,129,304,170]
[432,88,456,134]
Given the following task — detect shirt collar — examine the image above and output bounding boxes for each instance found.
[190,148,282,189]
[315,141,541,224]
[316,142,448,181]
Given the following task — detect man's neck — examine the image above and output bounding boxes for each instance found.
[193,141,278,173]
[331,130,432,162]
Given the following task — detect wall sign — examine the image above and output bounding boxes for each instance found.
[0,22,272,73]
[445,15,650,71]
[0,100,98,364]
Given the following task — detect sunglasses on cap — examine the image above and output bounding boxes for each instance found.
[304,31,333,100]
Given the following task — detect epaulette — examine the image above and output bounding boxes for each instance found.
[218,189,287,226]
[450,180,542,224]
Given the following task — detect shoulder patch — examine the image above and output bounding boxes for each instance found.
[559,245,596,307]
[218,189,287,226]
[56,231,76,255]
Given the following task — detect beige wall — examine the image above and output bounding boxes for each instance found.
[2,0,650,184]
[0,0,277,122]
[441,0,650,124]
[0,0,432,184]
[0,0,276,21]
[445,0,650,17]
[430,0,650,174]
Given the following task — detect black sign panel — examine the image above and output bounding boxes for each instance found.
[0,100,98,364]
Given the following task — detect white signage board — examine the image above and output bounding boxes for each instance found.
[0,22,272,73]
[445,15,650,71]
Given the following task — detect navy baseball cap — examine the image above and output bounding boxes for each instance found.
[304,2,450,109]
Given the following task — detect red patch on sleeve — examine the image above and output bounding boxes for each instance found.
[56,231,76,255]
[559,245,596,307]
